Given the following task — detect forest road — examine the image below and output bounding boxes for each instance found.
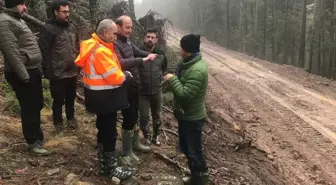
[168,29,336,185]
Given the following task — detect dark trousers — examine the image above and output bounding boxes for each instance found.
[178,119,207,173]
[121,87,138,130]
[96,112,117,152]
[50,77,77,124]
[5,68,44,145]
[139,93,162,137]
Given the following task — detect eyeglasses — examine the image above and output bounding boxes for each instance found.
[59,11,70,15]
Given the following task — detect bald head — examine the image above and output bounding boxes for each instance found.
[116,15,133,38]
[96,19,118,43]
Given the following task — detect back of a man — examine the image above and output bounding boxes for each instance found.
[0,0,47,154]
[39,0,79,132]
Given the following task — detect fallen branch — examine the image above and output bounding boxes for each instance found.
[153,151,189,174]
[163,130,169,143]
[162,128,178,137]
[44,102,51,110]
[162,106,173,113]
[76,92,85,101]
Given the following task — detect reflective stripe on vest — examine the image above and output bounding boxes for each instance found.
[84,84,121,90]
[83,44,123,90]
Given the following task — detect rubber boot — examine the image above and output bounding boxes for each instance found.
[133,129,151,152]
[189,169,210,185]
[152,119,161,146]
[98,151,133,180]
[140,123,151,145]
[122,130,140,164]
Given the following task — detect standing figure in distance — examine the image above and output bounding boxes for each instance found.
[164,34,209,185]
[39,0,79,132]
[138,28,167,146]
[0,0,47,154]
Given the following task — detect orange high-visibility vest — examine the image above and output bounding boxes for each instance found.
[75,33,125,90]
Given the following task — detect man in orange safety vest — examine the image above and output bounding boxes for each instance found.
[75,19,133,181]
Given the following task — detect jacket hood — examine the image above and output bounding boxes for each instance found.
[75,33,113,67]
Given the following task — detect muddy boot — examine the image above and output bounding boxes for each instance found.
[152,120,161,146]
[133,129,151,153]
[99,151,133,180]
[54,122,64,133]
[28,141,48,155]
[122,130,140,164]
[140,124,151,145]
[190,170,210,185]
[67,118,78,129]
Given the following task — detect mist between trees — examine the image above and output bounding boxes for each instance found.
[136,0,336,80]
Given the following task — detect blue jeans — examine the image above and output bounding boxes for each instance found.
[178,118,207,173]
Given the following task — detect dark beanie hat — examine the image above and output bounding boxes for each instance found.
[5,0,25,8]
[180,34,201,53]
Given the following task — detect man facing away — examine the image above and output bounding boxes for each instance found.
[138,28,167,146]
[75,19,133,180]
[114,15,156,165]
[39,0,79,132]
[0,0,48,154]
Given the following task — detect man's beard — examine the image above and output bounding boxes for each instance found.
[146,42,154,48]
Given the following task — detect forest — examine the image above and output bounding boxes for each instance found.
[137,0,336,80]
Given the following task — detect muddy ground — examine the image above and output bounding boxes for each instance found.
[1,29,336,185]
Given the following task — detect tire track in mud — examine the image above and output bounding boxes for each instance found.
[168,30,336,184]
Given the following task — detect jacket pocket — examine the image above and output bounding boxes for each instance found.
[20,53,29,66]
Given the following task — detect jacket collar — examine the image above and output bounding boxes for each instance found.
[117,34,128,42]
[4,8,21,19]
[141,44,159,53]
[180,54,202,69]
[92,33,114,50]
[49,16,69,27]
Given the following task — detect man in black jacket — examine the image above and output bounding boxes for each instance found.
[0,0,47,154]
[39,0,79,132]
[114,15,156,165]
[138,28,167,146]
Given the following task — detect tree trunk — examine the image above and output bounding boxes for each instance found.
[284,0,289,64]
[239,1,244,52]
[272,0,276,62]
[244,0,248,54]
[308,0,318,73]
[299,0,307,68]
[129,0,136,19]
[328,0,335,78]
[263,0,267,59]
[226,0,231,49]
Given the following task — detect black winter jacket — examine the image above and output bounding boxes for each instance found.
[138,45,167,95]
[38,18,79,80]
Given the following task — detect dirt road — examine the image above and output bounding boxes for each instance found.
[168,30,336,185]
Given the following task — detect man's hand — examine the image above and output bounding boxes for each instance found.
[148,53,157,60]
[164,73,174,81]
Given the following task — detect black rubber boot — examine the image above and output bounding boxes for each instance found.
[98,151,133,180]
[189,169,210,185]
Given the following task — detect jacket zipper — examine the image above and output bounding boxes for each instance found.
[150,58,152,94]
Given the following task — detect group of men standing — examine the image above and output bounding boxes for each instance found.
[0,0,209,184]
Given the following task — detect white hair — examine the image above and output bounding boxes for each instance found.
[96,19,115,36]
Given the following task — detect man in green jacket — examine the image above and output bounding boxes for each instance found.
[164,34,209,185]
[0,0,48,154]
